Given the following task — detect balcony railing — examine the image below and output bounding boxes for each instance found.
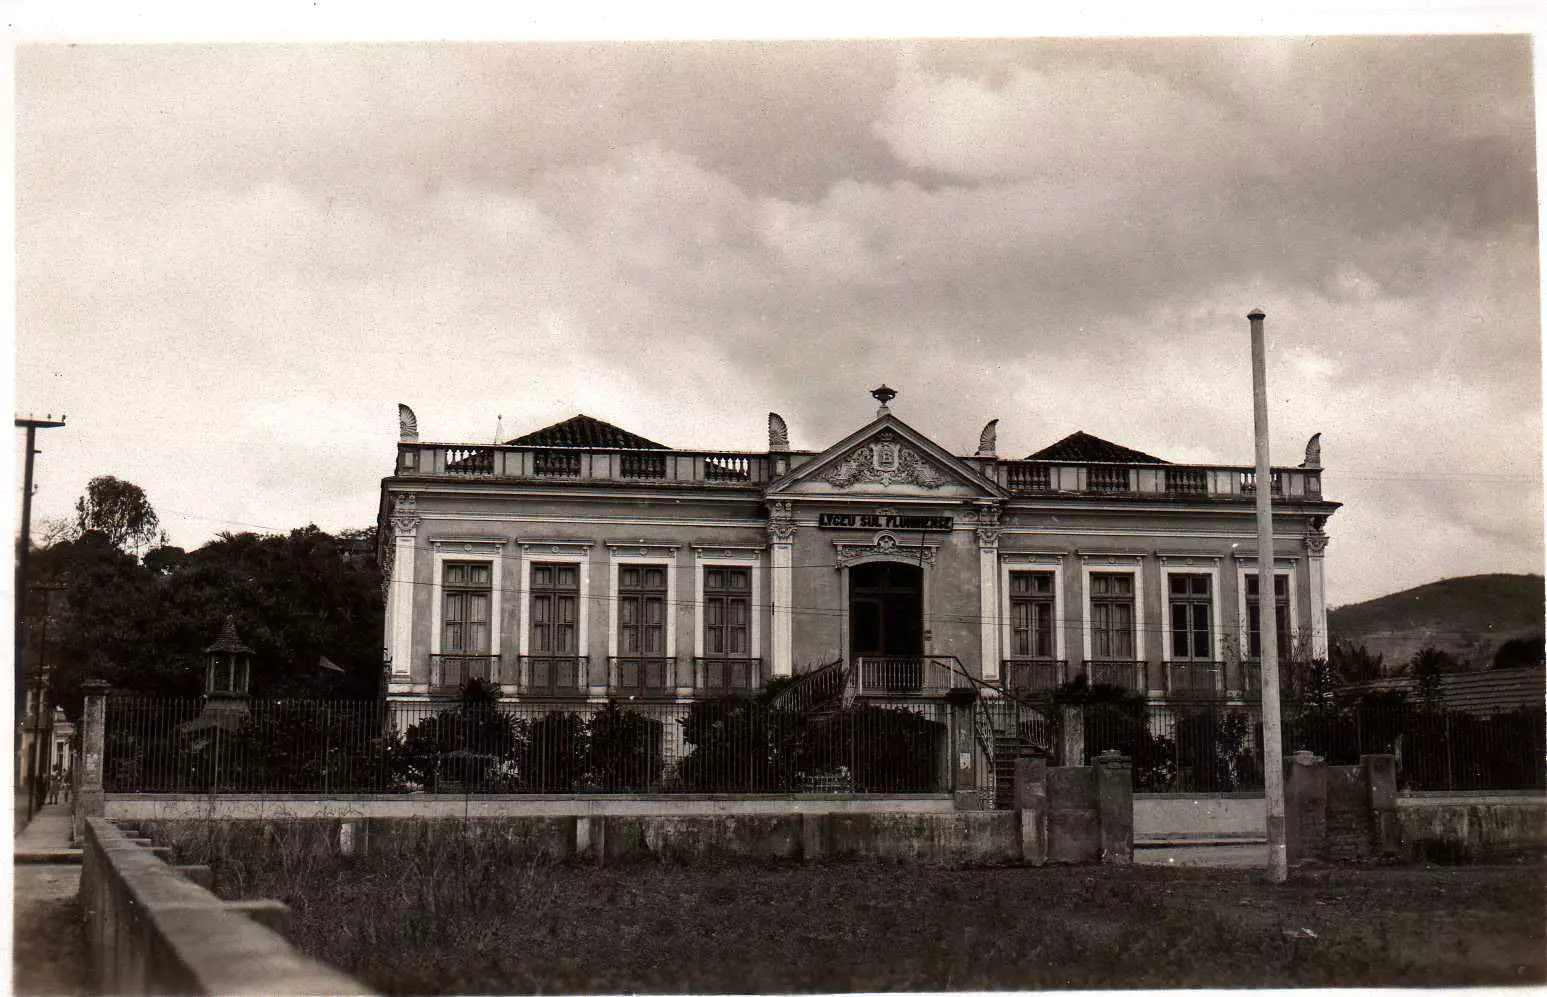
[990,461,1320,500]
[1241,661,1264,697]
[518,655,589,698]
[1084,660,1146,692]
[1086,466,1132,493]
[1166,660,1223,698]
[1164,468,1208,495]
[1002,659,1068,697]
[400,444,775,487]
[402,441,1325,501]
[693,657,762,696]
[609,657,676,699]
[428,654,508,691]
[1005,464,1052,493]
[852,656,964,696]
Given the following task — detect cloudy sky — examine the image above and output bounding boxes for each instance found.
[13,32,1541,606]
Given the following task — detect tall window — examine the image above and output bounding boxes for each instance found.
[1246,573,1291,659]
[703,567,751,658]
[1168,574,1212,660]
[1090,572,1135,659]
[529,562,579,656]
[442,562,492,655]
[618,565,668,657]
[1009,571,1055,658]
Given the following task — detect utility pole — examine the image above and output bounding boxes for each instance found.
[1248,310,1288,883]
[15,414,66,804]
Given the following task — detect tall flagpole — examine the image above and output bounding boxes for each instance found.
[1249,309,1288,883]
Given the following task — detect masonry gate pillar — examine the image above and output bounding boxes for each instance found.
[946,686,981,810]
[74,679,109,844]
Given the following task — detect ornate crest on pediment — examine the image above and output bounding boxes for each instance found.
[824,431,946,489]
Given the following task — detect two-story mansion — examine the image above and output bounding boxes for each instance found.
[378,387,1339,712]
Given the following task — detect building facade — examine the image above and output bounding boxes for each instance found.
[378,388,1338,715]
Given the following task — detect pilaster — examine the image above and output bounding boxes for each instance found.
[1306,527,1329,659]
[768,501,796,677]
[974,501,1003,681]
[388,493,421,678]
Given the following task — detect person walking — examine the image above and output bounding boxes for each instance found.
[46,766,60,805]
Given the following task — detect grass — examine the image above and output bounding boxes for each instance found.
[155,821,1545,994]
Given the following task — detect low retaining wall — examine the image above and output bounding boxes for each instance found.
[1133,793,1265,842]
[78,817,371,996]
[131,757,1134,869]
[1286,752,1545,863]
[1396,794,1547,861]
[105,793,957,822]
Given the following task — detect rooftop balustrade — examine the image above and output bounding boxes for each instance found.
[397,442,1324,501]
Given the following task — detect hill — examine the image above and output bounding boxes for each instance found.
[1328,573,1544,672]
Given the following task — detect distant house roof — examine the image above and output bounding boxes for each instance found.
[1345,667,1544,716]
[1026,431,1169,464]
[508,414,666,450]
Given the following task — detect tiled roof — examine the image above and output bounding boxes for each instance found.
[1346,668,1544,716]
[508,414,666,450]
[1026,431,1169,464]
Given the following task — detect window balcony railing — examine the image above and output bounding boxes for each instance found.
[609,657,676,699]
[1002,659,1068,697]
[693,657,762,696]
[1240,660,1273,698]
[1166,660,1223,699]
[518,655,589,698]
[853,656,963,696]
[1083,659,1146,692]
[428,654,508,691]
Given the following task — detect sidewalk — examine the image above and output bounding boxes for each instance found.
[12,802,91,995]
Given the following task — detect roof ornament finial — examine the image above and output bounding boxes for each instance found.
[768,412,790,452]
[1301,431,1322,469]
[871,384,897,417]
[975,419,999,458]
[398,403,419,442]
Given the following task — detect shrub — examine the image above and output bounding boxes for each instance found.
[586,702,664,791]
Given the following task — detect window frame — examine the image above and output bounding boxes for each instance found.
[428,540,506,662]
[1007,569,1057,660]
[1242,568,1295,661]
[1082,562,1143,663]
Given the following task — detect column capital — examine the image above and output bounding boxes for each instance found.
[974,500,1003,547]
[1306,529,1329,556]
[767,499,797,543]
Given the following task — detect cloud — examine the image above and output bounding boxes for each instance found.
[14,38,1540,607]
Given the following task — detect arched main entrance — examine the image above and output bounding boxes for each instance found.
[848,561,924,691]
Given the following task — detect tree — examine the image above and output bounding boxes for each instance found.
[1328,641,1385,686]
[1492,634,1545,670]
[73,476,161,556]
[1407,645,1460,708]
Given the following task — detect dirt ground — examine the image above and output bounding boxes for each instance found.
[11,865,90,997]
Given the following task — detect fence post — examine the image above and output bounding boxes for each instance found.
[1093,749,1134,864]
[1059,705,1084,767]
[73,679,110,845]
[1283,748,1327,864]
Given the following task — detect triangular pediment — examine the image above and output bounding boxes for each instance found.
[766,414,1007,499]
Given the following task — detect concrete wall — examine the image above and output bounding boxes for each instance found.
[1134,794,1265,841]
[78,817,371,996]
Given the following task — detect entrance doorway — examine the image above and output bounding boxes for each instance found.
[849,561,924,691]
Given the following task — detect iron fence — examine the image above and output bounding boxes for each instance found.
[103,695,949,796]
[968,693,1544,798]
